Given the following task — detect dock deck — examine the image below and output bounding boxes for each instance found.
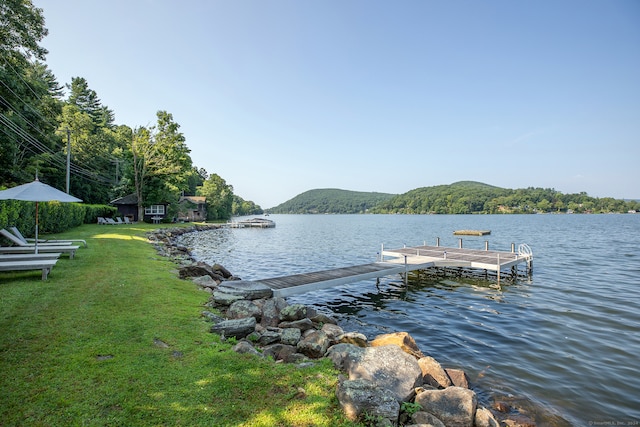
[255,243,533,297]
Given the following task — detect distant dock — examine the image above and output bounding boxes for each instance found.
[227,218,275,228]
[252,240,533,297]
[454,230,491,236]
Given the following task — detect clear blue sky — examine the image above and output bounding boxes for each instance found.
[35,0,640,208]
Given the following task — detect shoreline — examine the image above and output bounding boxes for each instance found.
[149,224,570,427]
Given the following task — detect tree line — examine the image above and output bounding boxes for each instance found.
[368,181,640,214]
[0,0,262,221]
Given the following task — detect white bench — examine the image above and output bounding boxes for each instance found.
[0,259,58,280]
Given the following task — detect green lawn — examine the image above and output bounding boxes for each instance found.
[0,223,360,427]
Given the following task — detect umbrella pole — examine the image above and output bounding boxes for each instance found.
[35,201,39,254]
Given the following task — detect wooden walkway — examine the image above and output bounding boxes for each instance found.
[256,243,533,297]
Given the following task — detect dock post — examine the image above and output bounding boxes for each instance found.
[380,244,384,262]
[497,253,501,283]
[404,255,408,285]
[436,237,440,247]
[458,238,463,249]
[485,241,489,251]
[511,243,515,253]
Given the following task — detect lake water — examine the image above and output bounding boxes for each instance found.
[176,214,640,426]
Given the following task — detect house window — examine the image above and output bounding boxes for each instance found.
[145,205,165,215]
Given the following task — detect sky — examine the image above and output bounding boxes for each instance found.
[34,0,640,208]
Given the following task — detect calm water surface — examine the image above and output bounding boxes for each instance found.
[177,214,640,426]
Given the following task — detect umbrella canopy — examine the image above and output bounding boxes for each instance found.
[0,178,82,253]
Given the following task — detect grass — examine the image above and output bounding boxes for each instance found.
[0,223,361,427]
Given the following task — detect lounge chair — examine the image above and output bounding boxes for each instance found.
[9,227,87,248]
[1,229,74,247]
[104,218,119,225]
[0,245,79,259]
[0,258,58,280]
[115,217,125,224]
[124,217,133,224]
[0,253,61,261]
[97,217,108,225]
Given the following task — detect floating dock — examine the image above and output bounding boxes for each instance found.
[254,241,533,297]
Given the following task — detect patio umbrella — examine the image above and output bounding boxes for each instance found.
[0,178,82,253]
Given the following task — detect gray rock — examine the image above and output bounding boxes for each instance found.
[260,298,279,327]
[348,345,423,403]
[201,310,225,324]
[279,303,307,321]
[325,343,366,371]
[309,311,338,325]
[262,343,297,362]
[211,291,244,306]
[297,330,330,359]
[232,341,264,358]
[417,356,452,388]
[281,328,302,346]
[212,263,233,279]
[414,387,477,427]
[321,323,345,343]
[179,263,224,281]
[192,275,218,289]
[210,317,256,339]
[337,332,368,347]
[336,378,400,425]
[227,300,262,320]
[410,411,446,427]
[257,330,281,346]
[217,281,273,300]
[278,318,314,331]
[475,407,500,427]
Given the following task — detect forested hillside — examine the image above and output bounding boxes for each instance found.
[0,1,259,220]
[370,181,639,214]
[271,182,640,214]
[269,189,396,214]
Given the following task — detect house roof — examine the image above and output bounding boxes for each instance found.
[180,196,206,203]
[110,193,138,205]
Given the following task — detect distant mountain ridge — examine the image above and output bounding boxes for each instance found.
[268,189,396,214]
[269,181,640,214]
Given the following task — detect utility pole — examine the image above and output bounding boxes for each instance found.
[111,159,123,184]
[65,128,71,194]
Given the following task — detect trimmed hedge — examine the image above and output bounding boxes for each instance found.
[0,201,116,236]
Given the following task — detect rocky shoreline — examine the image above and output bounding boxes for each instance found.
[148,226,540,427]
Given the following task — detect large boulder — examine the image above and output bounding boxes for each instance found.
[414,387,477,427]
[211,291,244,306]
[348,345,423,403]
[371,332,425,359]
[260,297,288,327]
[280,328,302,346]
[227,300,262,321]
[179,263,225,281]
[417,356,452,388]
[297,330,330,358]
[336,378,400,426]
[279,304,307,321]
[217,281,273,300]
[210,317,256,339]
[325,343,367,371]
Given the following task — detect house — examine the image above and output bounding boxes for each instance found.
[178,196,207,221]
[110,194,169,223]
